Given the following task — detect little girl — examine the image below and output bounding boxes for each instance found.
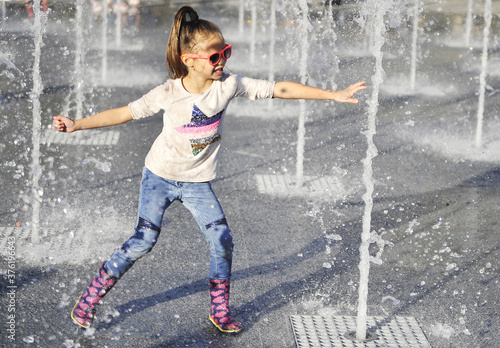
[53,6,366,334]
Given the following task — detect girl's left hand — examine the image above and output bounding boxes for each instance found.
[333,81,367,104]
[52,115,76,133]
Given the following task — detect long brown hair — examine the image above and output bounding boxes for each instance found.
[166,6,223,79]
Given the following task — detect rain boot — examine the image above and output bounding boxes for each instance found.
[71,263,117,329]
[25,2,34,19]
[209,278,243,333]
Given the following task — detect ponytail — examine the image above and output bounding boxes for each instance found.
[166,6,223,79]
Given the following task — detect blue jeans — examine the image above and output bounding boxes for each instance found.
[104,167,233,280]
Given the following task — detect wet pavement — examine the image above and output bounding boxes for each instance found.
[1,1,500,347]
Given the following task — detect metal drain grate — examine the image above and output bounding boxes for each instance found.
[290,315,431,348]
[0,226,32,250]
[255,174,346,200]
[0,227,64,252]
[0,226,81,258]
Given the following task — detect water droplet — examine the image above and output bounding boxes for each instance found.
[23,336,35,343]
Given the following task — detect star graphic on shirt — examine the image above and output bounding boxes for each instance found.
[174,104,224,156]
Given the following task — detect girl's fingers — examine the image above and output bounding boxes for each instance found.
[52,117,61,130]
[52,115,70,132]
[351,81,367,92]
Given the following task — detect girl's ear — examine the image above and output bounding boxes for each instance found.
[180,54,194,68]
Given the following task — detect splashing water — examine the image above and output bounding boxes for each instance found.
[101,0,109,84]
[31,0,46,244]
[268,0,276,84]
[295,0,312,188]
[356,0,393,341]
[250,0,257,65]
[475,0,492,148]
[465,0,474,47]
[74,0,85,119]
[1,0,6,27]
[115,0,122,48]
[322,1,338,92]
[409,0,420,91]
[238,0,244,35]
[268,0,277,111]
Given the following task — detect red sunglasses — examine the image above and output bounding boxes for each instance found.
[182,44,232,66]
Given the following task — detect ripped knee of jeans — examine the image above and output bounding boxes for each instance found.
[136,216,161,234]
[205,217,228,231]
[121,217,161,255]
[205,218,233,257]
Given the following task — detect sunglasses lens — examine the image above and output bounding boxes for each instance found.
[207,46,231,65]
[209,53,220,65]
[223,46,232,59]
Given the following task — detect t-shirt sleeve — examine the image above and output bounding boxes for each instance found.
[127,84,165,120]
[233,75,275,100]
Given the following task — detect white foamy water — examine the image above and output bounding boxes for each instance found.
[11,225,129,266]
[381,76,458,97]
[408,128,500,164]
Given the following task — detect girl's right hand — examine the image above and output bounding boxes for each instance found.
[52,115,76,133]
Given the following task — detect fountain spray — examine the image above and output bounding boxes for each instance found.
[268,0,276,83]
[250,0,257,65]
[268,0,276,109]
[475,0,492,148]
[2,0,6,28]
[101,0,109,84]
[238,0,244,36]
[355,0,392,341]
[74,0,85,119]
[295,0,311,188]
[409,0,420,91]
[465,0,474,47]
[31,0,45,244]
[115,0,122,48]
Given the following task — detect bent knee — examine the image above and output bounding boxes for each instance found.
[206,218,233,251]
[136,216,161,234]
[123,217,161,254]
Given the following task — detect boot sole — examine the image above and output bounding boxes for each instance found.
[71,296,91,329]
[209,315,243,334]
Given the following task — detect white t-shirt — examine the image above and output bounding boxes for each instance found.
[128,73,275,182]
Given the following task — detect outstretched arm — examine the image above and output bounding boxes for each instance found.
[273,81,366,103]
[52,106,133,133]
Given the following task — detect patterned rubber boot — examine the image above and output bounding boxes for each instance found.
[209,278,243,333]
[71,263,117,329]
[26,3,34,19]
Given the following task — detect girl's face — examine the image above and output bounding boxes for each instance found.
[187,35,228,80]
